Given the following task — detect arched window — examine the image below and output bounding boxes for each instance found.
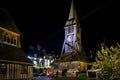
[13,37,16,45]
[5,32,10,43]
[7,36,10,43]
[11,35,14,44]
[3,34,6,42]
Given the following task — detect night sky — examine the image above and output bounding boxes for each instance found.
[0,0,114,54]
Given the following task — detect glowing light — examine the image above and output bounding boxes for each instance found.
[33,61,37,66]
[67,35,72,42]
[27,56,33,59]
[27,54,55,69]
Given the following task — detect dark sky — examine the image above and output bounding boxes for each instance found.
[0,0,114,54]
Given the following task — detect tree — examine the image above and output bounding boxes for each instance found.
[92,43,120,79]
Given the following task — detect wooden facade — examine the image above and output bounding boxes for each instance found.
[0,61,33,80]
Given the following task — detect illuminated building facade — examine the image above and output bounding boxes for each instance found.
[0,9,33,80]
[27,45,55,74]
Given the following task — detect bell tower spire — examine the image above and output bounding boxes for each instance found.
[68,0,78,20]
[61,0,82,57]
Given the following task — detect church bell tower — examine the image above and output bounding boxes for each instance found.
[61,0,82,56]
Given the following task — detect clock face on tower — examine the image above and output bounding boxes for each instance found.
[67,35,73,42]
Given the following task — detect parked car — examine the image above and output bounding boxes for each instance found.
[32,73,47,80]
[39,73,46,76]
[33,73,40,80]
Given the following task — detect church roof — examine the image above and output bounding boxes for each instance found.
[0,8,22,35]
[0,43,32,64]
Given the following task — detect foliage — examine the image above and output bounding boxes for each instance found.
[77,73,97,80]
[92,43,120,79]
[77,73,88,80]
[88,78,97,80]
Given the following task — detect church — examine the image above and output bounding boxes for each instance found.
[51,0,90,77]
[0,9,33,80]
[60,0,87,62]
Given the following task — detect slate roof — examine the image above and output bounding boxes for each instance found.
[0,8,22,34]
[0,43,32,64]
